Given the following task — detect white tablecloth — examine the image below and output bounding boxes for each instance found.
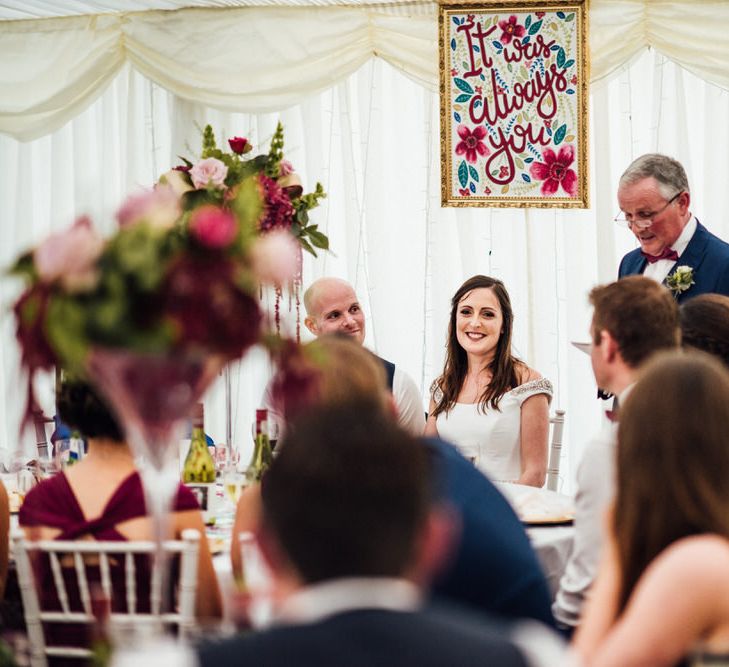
[527,524,575,598]
[494,482,576,599]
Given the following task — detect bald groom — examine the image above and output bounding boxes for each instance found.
[300,277,425,435]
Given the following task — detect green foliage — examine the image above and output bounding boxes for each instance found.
[454,78,474,94]
[291,182,328,256]
[458,161,468,188]
[7,251,36,281]
[265,122,285,179]
[201,124,217,155]
[232,176,264,252]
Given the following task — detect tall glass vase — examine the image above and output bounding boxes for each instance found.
[85,348,223,623]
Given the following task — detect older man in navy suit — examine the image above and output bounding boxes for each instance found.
[617,154,729,303]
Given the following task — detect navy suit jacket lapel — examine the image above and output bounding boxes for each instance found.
[663,221,708,286]
[624,251,647,276]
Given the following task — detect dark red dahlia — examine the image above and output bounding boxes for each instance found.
[13,285,57,372]
[258,174,295,232]
[161,255,262,358]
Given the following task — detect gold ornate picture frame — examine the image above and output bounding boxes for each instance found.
[440,0,589,208]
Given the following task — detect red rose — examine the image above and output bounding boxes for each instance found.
[228,137,250,155]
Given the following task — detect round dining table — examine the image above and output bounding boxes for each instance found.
[527,524,575,597]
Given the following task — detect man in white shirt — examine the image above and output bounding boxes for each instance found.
[553,276,679,631]
[616,153,729,302]
[199,403,545,667]
[265,276,425,435]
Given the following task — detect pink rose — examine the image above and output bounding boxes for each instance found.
[116,185,181,230]
[279,160,294,177]
[251,229,302,285]
[190,157,228,189]
[189,205,237,248]
[34,216,103,292]
[228,137,251,155]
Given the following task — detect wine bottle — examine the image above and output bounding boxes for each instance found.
[183,403,216,518]
[246,409,273,484]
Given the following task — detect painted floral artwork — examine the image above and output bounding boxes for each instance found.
[441,4,587,206]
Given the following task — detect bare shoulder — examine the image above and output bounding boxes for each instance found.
[516,362,543,385]
[234,483,263,534]
[637,535,729,602]
[653,535,729,576]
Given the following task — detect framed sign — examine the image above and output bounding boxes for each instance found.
[440,1,589,207]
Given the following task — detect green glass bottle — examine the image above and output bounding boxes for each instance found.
[183,403,216,484]
[246,409,273,484]
[183,403,216,519]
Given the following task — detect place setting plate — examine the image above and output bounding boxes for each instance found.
[494,482,575,526]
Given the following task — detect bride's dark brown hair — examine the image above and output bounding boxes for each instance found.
[615,351,729,611]
[430,275,520,418]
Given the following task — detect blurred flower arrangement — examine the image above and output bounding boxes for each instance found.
[9,124,328,424]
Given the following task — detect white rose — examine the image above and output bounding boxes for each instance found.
[159,169,194,197]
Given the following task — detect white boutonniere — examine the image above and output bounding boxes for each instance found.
[666,265,695,296]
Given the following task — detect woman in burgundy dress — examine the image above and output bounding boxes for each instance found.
[19,379,221,658]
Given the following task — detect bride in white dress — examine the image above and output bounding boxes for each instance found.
[424,275,552,487]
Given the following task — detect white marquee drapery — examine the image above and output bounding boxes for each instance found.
[1,1,728,490]
[3,1,729,140]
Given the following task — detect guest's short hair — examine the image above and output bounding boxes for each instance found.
[615,351,729,610]
[680,294,729,369]
[273,335,390,423]
[261,403,431,583]
[619,153,690,200]
[57,379,123,441]
[589,276,679,368]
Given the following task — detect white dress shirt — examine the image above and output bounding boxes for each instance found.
[275,577,570,667]
[392,366,426,436]
[552,384,634,628]
[552,418,617,628]
[275,577,421,625]
[643,215,696,284]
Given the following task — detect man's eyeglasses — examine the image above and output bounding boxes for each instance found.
[614,191,682,229]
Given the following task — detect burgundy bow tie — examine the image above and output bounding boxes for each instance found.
[605,409,618,423]
[641,247,679,264]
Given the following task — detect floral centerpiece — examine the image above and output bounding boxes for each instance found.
[10,124,328,421]
[8,124,328,623]
[162,124,328,335]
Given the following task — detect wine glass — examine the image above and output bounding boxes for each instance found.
[222,466,246,506]
[85,348,223,619]
[16,466,36,500]
[268,420,280,453]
